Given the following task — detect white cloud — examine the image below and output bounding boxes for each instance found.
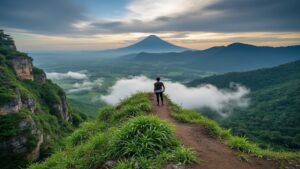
[68,78,103,93]
[46,71,88,80]
[101,76,250,117]
[126,0,214,21]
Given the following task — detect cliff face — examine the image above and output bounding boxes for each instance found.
[11,57,34,80]
[0,115,41,161]
[54,94,69,121]
[0,30,87,169]
[33,70,46,83]
[0,89,22,115]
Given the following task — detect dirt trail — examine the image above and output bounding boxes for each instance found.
[149,95,278,169]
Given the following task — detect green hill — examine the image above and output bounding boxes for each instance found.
[29,93,300,169]
[188,60,300,150]
[29,93,197,169]
[0,30,87,169]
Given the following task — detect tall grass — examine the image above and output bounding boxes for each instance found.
[29,93,196,169]
[109,116,179,158]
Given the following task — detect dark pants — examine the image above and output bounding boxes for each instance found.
[156,92,164,105]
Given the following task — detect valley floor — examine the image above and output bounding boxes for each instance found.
[149,95,284,169]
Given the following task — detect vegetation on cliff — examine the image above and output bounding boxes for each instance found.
[0,31,87,169]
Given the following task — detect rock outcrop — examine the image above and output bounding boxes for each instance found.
[26,133,43,161]
[10,56,33,80]
[0,115,41,160]
[0,89,22,115]
[22,96,36,113]
[33,71,47,83]
[53,94,69,121]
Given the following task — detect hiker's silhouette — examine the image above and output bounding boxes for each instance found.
[154,77,165,106]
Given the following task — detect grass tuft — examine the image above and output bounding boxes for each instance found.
[172,146,197,165]
[109,115,179,158]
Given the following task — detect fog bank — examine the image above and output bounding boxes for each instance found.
[101,76,250,116]
[46,71,88,80]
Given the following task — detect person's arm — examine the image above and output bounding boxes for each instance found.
[162,83,165,92]
[154,83,156,93]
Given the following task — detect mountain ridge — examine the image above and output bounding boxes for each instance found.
[130,42,300,72]
[97,35,189,56]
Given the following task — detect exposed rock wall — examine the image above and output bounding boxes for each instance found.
[33,71,46,83]
[22,97,36,113]
[10,57,33,80]
[53,94,69,121]
[0,90,22,115]
[26,133,43,161]
[0,115,42,161]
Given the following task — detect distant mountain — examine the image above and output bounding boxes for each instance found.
[99,35,188,56]
[131,43,300,72]
[188,60,300,150]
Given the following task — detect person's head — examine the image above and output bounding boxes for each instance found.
[156,77,160,81]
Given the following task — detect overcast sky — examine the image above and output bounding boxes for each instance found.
[1,0,300,51]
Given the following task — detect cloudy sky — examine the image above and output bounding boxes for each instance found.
[1,0,300,51]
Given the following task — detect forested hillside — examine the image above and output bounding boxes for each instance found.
[188,61,300,150]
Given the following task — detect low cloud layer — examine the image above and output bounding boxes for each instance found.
[101,76,250,116]
[68,78,103,94]
[46,71,88,80]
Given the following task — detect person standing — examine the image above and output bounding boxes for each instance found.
[154,77,165,106]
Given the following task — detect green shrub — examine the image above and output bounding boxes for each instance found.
[66,122,105,146]
[229,136,259,153]
[112,105,145,121]
[117,93,150,109]
[32,67,44,75]
[97,105,115,122]
[0,112,26,138]
[136,102,151,112]
[110,116,178,158]
[114,158,157,169]
[172,146,197,164]
[115,160,135,169]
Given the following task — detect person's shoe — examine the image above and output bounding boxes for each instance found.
[157,103,159,106]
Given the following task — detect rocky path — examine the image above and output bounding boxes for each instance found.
[149,95,279,169]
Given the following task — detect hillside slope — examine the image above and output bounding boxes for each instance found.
[0,31,87,169]
[29,93,197,169]
[188,60,300,150]
[150,95,277,169]
[30,93,300,169]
